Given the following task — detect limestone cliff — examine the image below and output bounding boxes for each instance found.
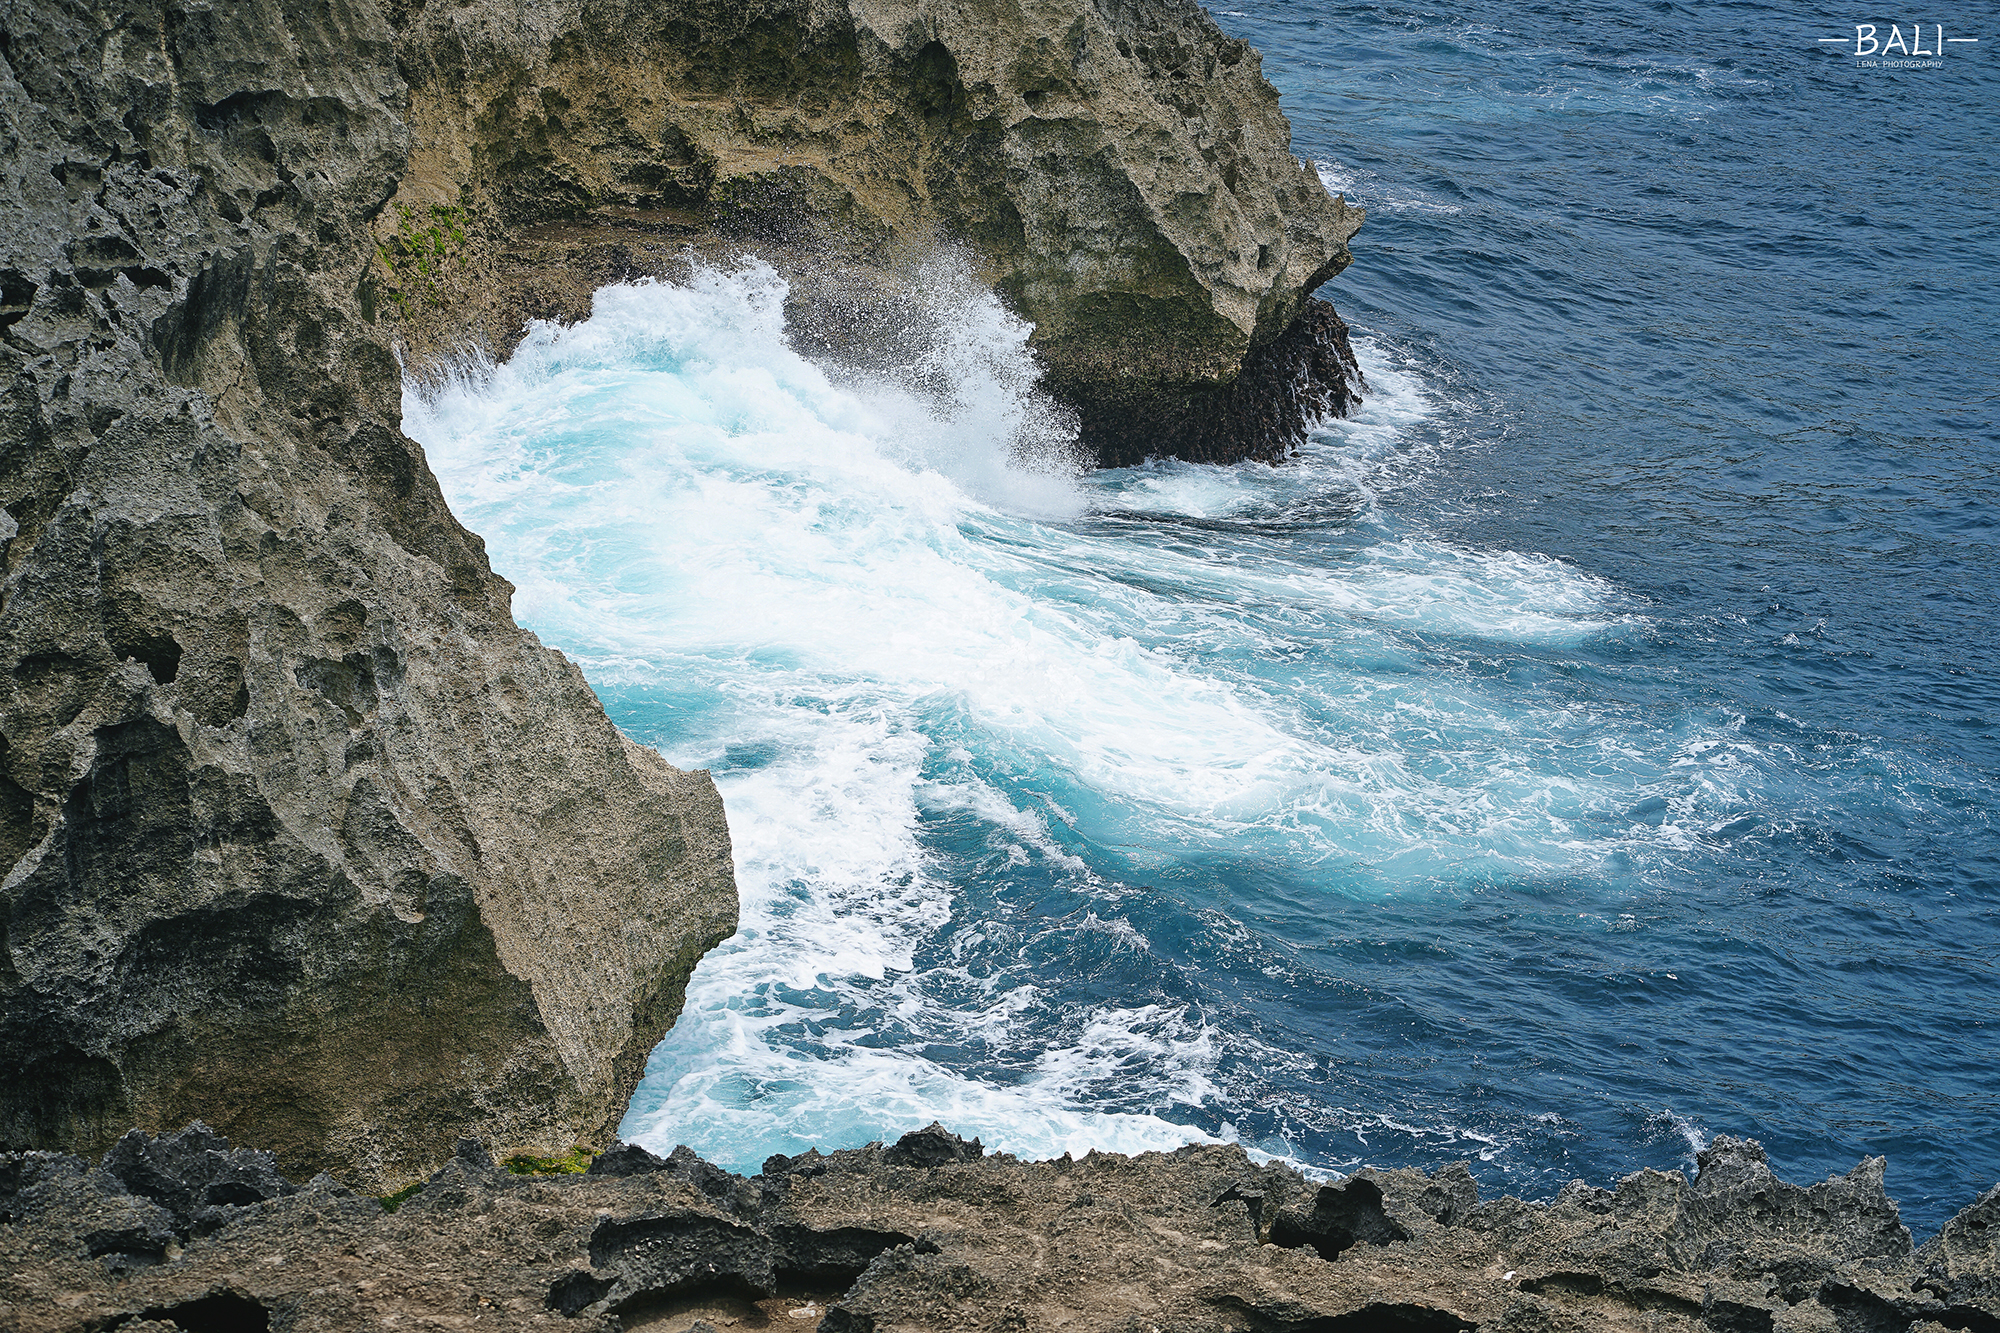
[382,0,1365,465]
[0,0,737,1192]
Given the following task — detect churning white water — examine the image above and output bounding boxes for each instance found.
[407,260,1690,1176]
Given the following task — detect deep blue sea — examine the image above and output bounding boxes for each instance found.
[406,0,2000,1232]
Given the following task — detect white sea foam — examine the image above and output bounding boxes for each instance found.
[1314,160,1464,216]
[406,260,1694,1171]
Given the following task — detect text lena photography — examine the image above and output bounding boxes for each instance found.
[1,0,1994,1329]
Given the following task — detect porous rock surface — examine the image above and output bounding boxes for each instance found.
[384,0,1365,465]
[0,0,736,1192]
[4,1126,1997,1333]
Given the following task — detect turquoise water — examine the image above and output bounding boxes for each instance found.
[408,0,1999,1230]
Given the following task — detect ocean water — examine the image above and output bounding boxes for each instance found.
[405,0,2000,1230]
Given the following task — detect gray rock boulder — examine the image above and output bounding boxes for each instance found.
[1918,1183,2000,1314]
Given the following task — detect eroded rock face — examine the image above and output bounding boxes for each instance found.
[384,0,1365,464]
[0,0,737,1191]
[3,1129,1995,1333]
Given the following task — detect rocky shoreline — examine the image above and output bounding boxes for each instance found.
[4,1125,1997,1332]
[13,1,1988,1329]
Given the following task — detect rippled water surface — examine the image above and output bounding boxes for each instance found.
[408,0,1999,1229]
